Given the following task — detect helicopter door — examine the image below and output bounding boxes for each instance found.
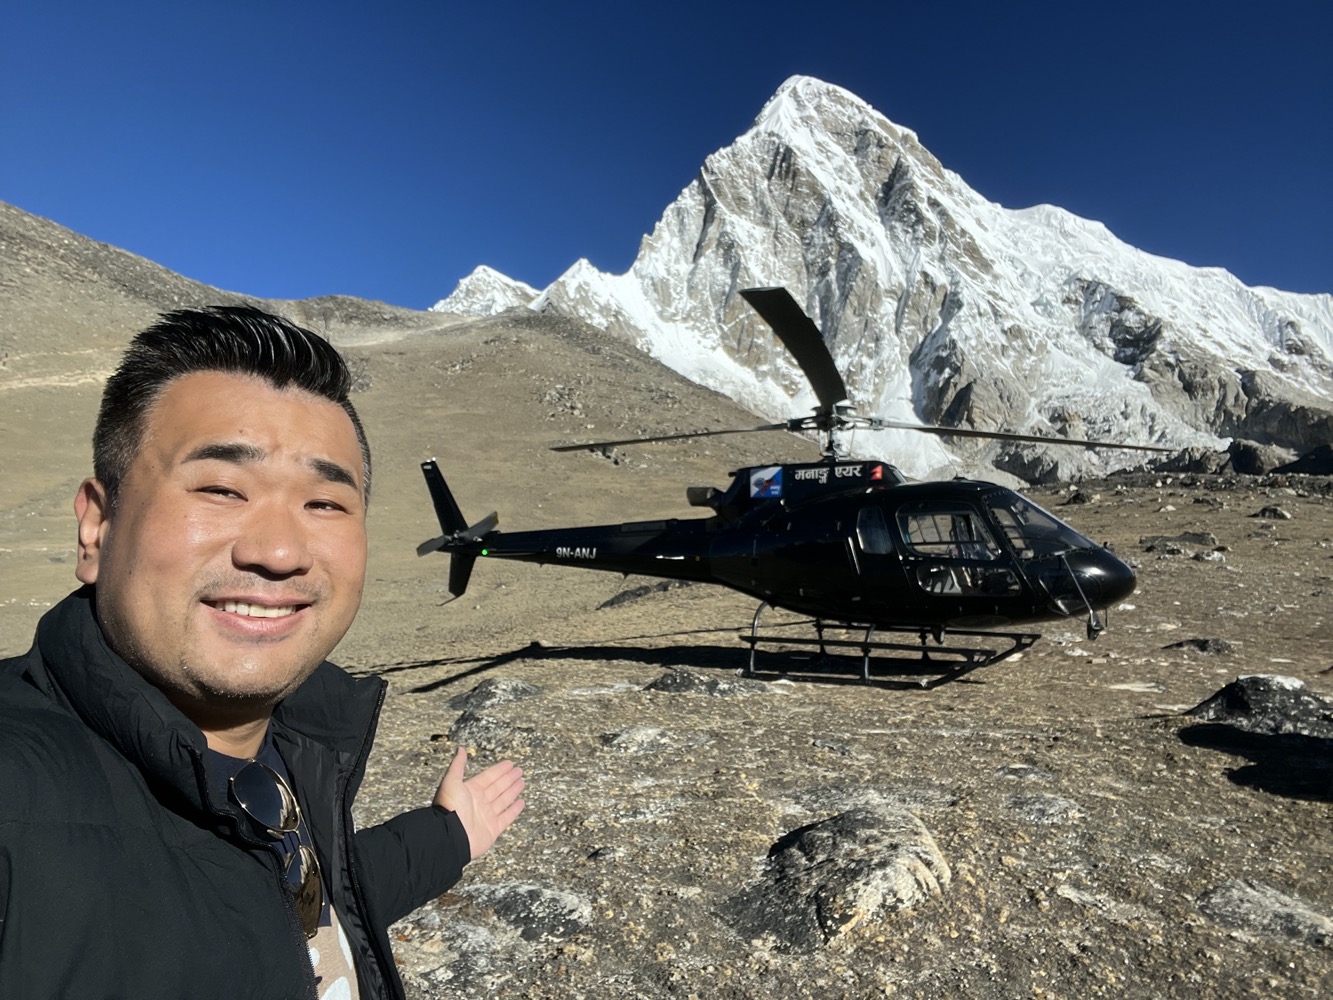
[895,504,1020,597]
[851,504,900,597]
[855,506,892,557]
[751,508,856,601]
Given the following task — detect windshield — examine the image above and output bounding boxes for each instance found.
[985,491,1096,560]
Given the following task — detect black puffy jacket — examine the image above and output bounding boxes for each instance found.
[0,588,470,999]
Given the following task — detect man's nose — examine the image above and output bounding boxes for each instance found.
[231,503,315,576]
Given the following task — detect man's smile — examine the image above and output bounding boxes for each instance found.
[209,600,302,618]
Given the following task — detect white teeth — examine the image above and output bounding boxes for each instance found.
[216,601,297,618]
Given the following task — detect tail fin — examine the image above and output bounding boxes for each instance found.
[416,459,499,598]
[421,459,467,535]
[448,554,477,599]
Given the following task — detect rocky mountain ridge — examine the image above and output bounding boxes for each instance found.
[0,200,449,374]
[434,76,1332,483]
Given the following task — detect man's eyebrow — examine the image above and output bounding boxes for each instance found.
[309,458,360,492]
[182,443,360,493]
[182,442,266,465]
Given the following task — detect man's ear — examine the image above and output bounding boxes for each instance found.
[74,479,110,585]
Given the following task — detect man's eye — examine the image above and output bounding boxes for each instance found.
[199,486,242,498]
[307,499,346,512]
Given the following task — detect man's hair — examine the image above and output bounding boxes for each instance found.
[94,305,371,508]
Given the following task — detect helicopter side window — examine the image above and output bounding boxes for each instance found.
[897,505,1017,596]
[856,506,892,555]
[897,509,1000,561]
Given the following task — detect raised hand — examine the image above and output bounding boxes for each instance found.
[434,748,526,860]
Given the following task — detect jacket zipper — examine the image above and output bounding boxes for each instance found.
[265,842,321,999]
[342,680,402,1000]
[187,744,320,1000]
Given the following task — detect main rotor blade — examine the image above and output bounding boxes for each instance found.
[550,423,791,452]
[876,420,1174,452]
[739,287,849,411]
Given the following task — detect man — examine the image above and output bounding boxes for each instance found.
[0,306,525,999]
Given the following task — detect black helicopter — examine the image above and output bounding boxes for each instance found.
[418,287,1170,683]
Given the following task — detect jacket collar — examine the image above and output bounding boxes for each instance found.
[31,588,384,817]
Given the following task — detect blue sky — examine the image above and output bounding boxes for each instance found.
[3,1,1329,308]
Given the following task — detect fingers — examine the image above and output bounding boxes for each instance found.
[478,762,525,802]
[445,747,468,782]
[436,751,525,804]
[467,758,521,792]
[496,795,526,830]
[468,760,525,822]
[484,776,526,844]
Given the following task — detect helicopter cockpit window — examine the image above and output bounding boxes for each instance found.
[985,492,1096,560]
[856,506,892,555]
[897,504,1017,596]
[897,506,1001,561]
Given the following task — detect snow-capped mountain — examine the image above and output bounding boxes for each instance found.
[432,265,538,317]
[435,75,1332,481]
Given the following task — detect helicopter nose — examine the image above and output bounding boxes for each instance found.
[1063,547,1138,608]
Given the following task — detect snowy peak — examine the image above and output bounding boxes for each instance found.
[432,265,538,316]
[434,76,1331,481]
[755,75,931,174]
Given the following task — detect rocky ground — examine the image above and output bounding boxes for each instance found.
[349,442,1333,1000]
[2,204,1330,998]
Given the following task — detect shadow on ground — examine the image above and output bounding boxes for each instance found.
[366,631,999,694]
[1179,723,1333,802]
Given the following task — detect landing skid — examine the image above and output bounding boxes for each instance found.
[738,602,1039,688]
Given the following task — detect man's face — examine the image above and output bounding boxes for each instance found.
[75,371,368,714]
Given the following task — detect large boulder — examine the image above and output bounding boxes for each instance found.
[723,804,950,952]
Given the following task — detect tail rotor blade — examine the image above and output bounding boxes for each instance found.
[463,512,500,540]
[416,535,449,557]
